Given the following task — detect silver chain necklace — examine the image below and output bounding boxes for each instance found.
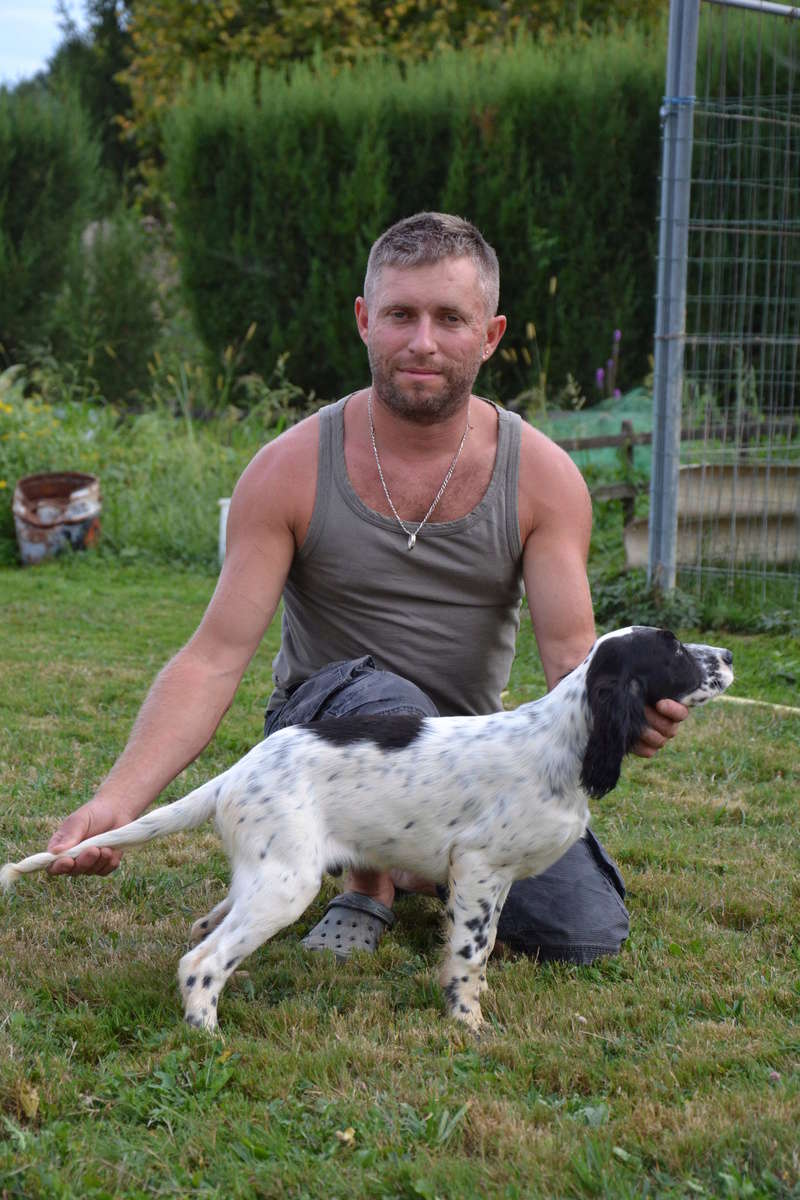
[367,390,471,550]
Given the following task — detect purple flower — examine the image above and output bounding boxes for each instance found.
[614,329,622,342]
[595,367,605,389]
[607,358,614,370]
[613,388,622,399]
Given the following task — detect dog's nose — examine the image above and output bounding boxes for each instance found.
[721,649,733,666]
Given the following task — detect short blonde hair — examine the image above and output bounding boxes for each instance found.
[364,212,500,315]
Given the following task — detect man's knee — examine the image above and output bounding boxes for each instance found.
[495,834,629,964]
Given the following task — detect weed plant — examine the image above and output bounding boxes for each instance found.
[0,362,313,569]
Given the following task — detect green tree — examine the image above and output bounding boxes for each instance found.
[121,0,666,191]
[47,0,136,184]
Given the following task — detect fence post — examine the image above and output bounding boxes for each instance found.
[648,0,701,591]
[621,420,635,526]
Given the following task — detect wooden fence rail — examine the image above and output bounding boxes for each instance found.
[553,415,799,526]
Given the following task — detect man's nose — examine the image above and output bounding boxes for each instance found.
[407,316,437,354]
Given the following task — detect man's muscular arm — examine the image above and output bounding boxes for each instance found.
[47,418,317,874]
[518,425,687,755]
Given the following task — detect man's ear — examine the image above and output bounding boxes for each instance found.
[355,296,369,345]
[482,314,506,362]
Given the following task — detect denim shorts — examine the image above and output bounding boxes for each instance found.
[264,656,629,964]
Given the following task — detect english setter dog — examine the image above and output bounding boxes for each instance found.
[2,627,733,1032]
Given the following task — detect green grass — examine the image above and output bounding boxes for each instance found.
[1,558,798,1199]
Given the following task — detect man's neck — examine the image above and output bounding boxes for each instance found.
[364,387,476,459]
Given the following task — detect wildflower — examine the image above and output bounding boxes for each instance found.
[595,367,605,390]
[614,329,622,343]
[0,480,6,489]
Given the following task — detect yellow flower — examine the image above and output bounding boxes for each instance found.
[0,480,7,489]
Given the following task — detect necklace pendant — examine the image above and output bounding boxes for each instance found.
[407,533,416,550]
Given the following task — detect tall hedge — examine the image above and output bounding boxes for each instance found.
[0,88,100,358]
[165,33,667,403]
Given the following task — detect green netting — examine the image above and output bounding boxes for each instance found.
[535,387,653,474]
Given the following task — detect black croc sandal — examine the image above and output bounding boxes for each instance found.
[302,892,396,961]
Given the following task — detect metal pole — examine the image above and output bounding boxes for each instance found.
[648,0,701,590]
[703,0,799,15]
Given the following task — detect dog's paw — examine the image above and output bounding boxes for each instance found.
[184,1009,219,1033]
[447,1000,484,1033]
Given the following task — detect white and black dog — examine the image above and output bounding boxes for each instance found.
[2,627,733,1032]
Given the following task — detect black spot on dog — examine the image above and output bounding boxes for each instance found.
[225,957,240,971]
[404,820,415,829]
[458,944,473,959]
[304,714,425,752]
[443,980,459,1005]
[203,975,213,989]
[186,975,196,989]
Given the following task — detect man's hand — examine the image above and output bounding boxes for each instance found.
[632,699,689,758]
[46,797,132,877]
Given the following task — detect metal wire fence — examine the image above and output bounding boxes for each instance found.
[650,0,800,610]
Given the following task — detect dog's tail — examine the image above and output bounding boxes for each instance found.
[1,772,225,892]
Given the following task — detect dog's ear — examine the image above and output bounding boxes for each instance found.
[580,671,647,799]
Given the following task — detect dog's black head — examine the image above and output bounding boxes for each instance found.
[579,626,733,800]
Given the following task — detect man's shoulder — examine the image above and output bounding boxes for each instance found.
[519,418,587,486]
[249,407,320,473]
[233,408,322,526]
[517,417,591,537]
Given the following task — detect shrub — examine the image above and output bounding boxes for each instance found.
[164,32,666,406]
[0,87,100,360]
[47,207,162,406]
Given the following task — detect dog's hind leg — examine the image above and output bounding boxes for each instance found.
[189,895,234,947]
[178,865,321,1032]
[439,856,512,1032]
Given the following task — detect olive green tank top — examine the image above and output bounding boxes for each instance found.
[268,395,524,717]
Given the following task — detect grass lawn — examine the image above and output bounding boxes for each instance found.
[1,558,798,1199]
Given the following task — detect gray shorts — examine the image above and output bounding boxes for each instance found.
[264,656,629,964]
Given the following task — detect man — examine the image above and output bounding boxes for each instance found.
[48,213,687,964]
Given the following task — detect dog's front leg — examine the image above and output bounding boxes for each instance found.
[438,856,511,1032]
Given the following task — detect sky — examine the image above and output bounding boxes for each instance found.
[1,1,85,88]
